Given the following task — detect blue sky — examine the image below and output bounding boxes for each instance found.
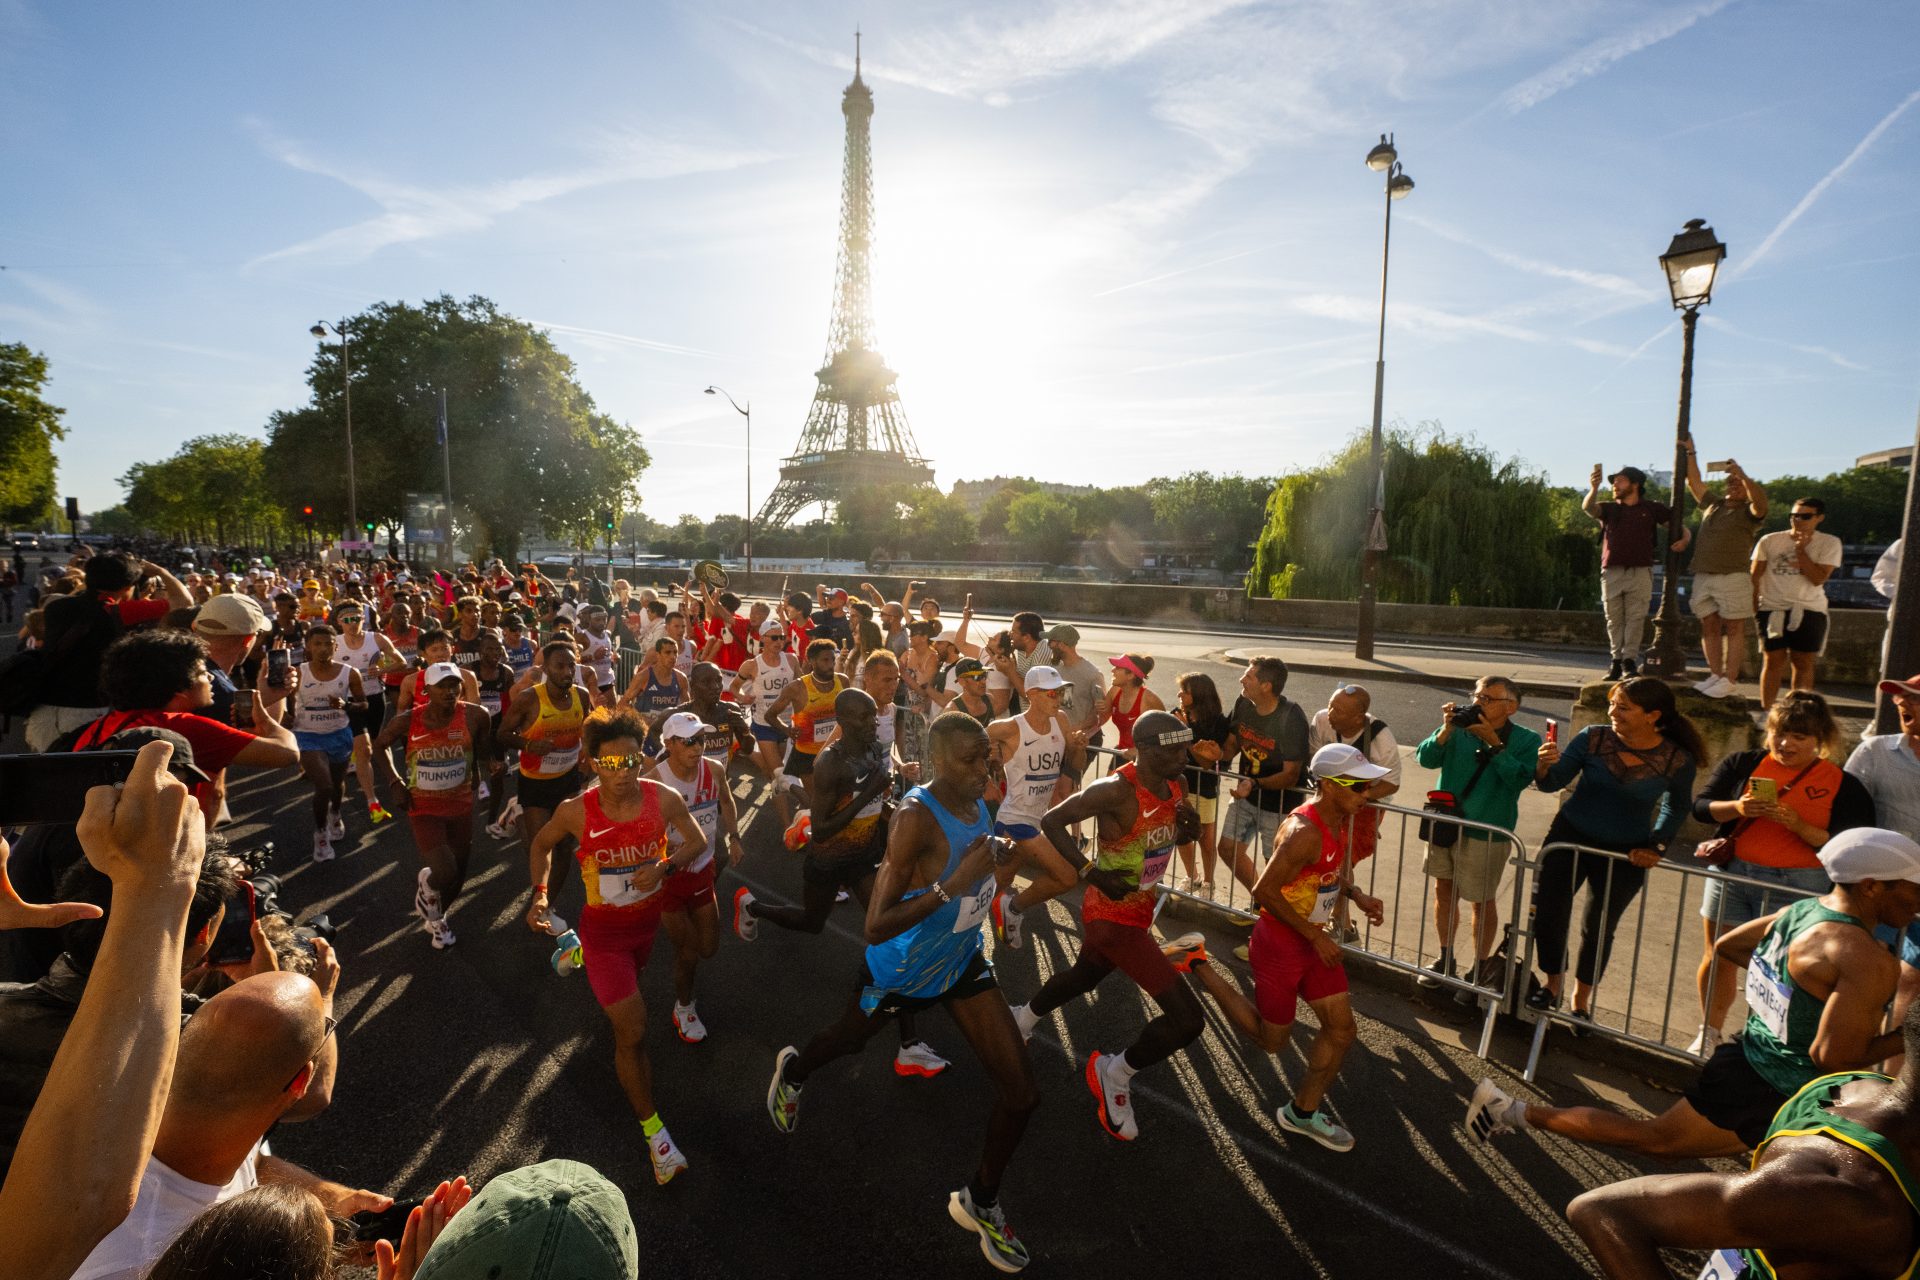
[3,0,1917,526]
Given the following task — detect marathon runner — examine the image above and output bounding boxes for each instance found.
[380,601,421,704]
[525,706,707,1186]
[578,605,618,708]
[1169,743,1389,1151]
[1568,1000,1920,1280]
[731,619,796,825]
[764,711,1036,1273]
[619,636,690,717]
[985,665,1085,951]
[290,624,369,863]
[498,641,588,883]
[371,661,493,949]
[398,628,481,709]
[332,601,404,827]
[1469,826,1920,1159]
[651,662,753,769]
[469,631,516,835]
[764,640,847,809]
[734,688,951,1079]
[501,613,536,676]
[646,711,745,1044]
[449,595,487,667]
[1011,710,1200,1141]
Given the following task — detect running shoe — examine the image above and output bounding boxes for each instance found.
[1160,933,1208,974]
[732,887,759,942]
[312,831,335,863]
[1277,1102,1354,1152]
[413,868,443,921]
[484,813,514,840]
[894,1040,950,1078]
[326,808,346,842]
[767,1046,801,1134]
[367,801,395,825]
[1466,1078,1529,1141]
[1231,942,1250,962]
[1008,1003,1037,1044]
[1085,1052,1138,1141]
[835,889,851,903]
[425,917,457,950]
[648,1128,689,1186]
[673,1003,708,1044]
[947,1188,1030,1274]
[1685,1025,1723,1058]
[992,891,1024,950]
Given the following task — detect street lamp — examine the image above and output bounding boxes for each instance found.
[1643,219,1728,680]
[705,386,753,574]
[310,319,358,558]
[1354,133,1413,662]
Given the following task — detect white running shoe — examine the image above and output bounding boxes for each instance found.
[413,866,442,919]
[834,889,851,903]
[1008,1003,1037,1044]
[425,917,456,949]
[312,831,334,863]
[326,808,346,842]
[1085,1052,1139,1141]
[1685,1025,1723,1058]
[1466,1078,1529,1141]
[648,1128,689,1185]
[673,1002,708,1044]
[894,1040,950,1078]
[1709,675,1739,699]
[1690,676,1719,695]
[732,887,759,942]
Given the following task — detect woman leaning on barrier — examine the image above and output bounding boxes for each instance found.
[1529,677,1703,1028]
[1685,691,1876,1057]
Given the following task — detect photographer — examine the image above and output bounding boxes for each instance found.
[26,552,193,751]
[1413,678,1541,997]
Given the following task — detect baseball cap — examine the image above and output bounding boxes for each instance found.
[1879,674,1920,698]
[347,572,363,583]
[1046,624,1081,647]
[662,711,707,742]
[301,578,321,590]
[1818,827,1920,885]
[424,661,464,687]
[952,657,988,680]
[1608,465,1649,488]
[102,727,212,783]
[192,593,269,638]
[760,618,786,637]
[1309,742,1391,782]
[1024,665,1068,692]
[413,1159,637,1280]
[395,571,412,583]
[825,587,849,604]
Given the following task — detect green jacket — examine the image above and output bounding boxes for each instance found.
[1413,720,1542,837]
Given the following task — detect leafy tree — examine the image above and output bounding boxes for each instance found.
[0,343,66,526]
[1750,464,1907,543]
[120,435,287,546]
[1005,491,1080,565]
[974,479,1041,543]
[896,487,977,561]
[1144,471,1275,569]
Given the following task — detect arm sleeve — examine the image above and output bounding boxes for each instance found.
[1829,772,1878,834]
[1537,726,1591,793]
[1414,729,1446,768]
[1488,728,1540,786]
[1654,759,1697,843]
[1693,750,1759,823]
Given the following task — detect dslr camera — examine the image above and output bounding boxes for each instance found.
[1448,703,1484,729]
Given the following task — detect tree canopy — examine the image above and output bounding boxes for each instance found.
[120,434,286,547]
[0,343,66,527]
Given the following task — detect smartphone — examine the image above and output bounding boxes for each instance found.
[0,751,142,825]
[1705,460,1734,473]
[206,879,259,967]
[1746,777,1778,804]
[266,649,291,689]
[348,1199,423,1244]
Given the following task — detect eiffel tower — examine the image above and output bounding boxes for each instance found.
[757,34,934,530]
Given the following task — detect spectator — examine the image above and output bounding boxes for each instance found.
[1752,496,1844,708]
[1848,674,1920,1062]
[1173,672,1232,895]
[809,587,853,651]
[27,552,193,751]
[1308,683,1400,938]
[1106,654,1165,756]
[1530,677,1701,1025]
[150,1176,471,1280]
[1681,443,1768,698]
[1218,656,1311,899]
[412,1160,636,1280]
[1688,691,1874,1056]
[190,593,272,728]
[1582,463,1687,680]
[1413,677,1541,997]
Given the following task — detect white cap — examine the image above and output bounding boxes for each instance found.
[760,617,786,637]
[192,593,270,637]
[1024,665,1068,692]
[661,711,706,742]
[423,661,464,687]
[556,602,577,619]
[348,572,363,583]
[1310,742,1391,782]
[1818,827,1920,885]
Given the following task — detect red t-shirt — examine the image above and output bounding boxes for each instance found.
[108,597,170,628]
[70,709,262,812]
[705,614,750,674]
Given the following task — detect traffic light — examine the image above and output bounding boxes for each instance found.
[602,509,615,531]
[301,505,314,517]
[363,521,375,533]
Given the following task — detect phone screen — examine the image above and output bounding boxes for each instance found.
[206,879,258,966]
[0,751,142,826]
[267,649,290,689]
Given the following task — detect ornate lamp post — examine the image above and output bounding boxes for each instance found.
[310,320,358,552]
[705,386,753,573]
[1354,134,1413,661]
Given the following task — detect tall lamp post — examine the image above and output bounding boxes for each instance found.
[1643,219,1728,680]
[1353,134,1414,661]
[704,386,753,574]
[309,320,358,558]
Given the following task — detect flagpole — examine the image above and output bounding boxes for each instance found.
[437,388,454,567]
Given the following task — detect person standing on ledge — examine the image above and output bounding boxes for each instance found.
[1681,440,1767,699]
[1583,463,1689,681]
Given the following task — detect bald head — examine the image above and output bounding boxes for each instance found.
[171,972,326,1114]
[1327,685,1372,738]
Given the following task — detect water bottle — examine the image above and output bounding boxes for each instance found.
[550,930,583,976]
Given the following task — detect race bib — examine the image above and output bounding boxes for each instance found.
[1696,1249,1744,1280]
[1140,845,1174,890]
[598,867,659,908]
[539,743,580,772]
[1746,953,1792,1041]
[302,699,348,733]
[951,879,994,934]
[415,756,467,791]
[685,804,719,872]
[1309,881,1340,925]
[479,692,502,716]
[812,715,837,745]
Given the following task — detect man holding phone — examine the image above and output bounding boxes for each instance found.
[1683,442,1768,698]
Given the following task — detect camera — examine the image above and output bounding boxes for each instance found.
[1449,704,1484,729]
[208,842,338,967]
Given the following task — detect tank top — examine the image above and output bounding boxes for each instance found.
[473,663,514,720]
[790,674,847,756]
[860,786,994,1009]
[655,755,721,873]
[750,652,795,724]
[1742,897,1866,1096]
[381,627,419,689]
[812,741,891,863]
[504,638,536,675]
[407,705,475,815]
[520,680,585,780]
[1082,762,1184,930]
[1110,686,1147,751]
[1269,802,1349,927]
[581,628,615,686]
[632,666,679,716]
[1743,1072,1920,1279]
[336,630,382,683]
[875,703,897,749]
[998,713,1065,827]
[293,662,352,735]
[576,783,669,913]
[451,626,487,670]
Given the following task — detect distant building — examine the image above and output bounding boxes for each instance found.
[948,476,1098,515]
[1858,446,1913,471]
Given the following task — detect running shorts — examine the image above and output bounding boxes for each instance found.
[993,820,1041,841]
[1682,1039,1790,1149]
[659,861,717,913]
[1248,912,1348,1027]
[785,746,819,779]
[1080,916,1178,998]
[752,721,787,743]
[855,949,996,1017]
[407,810,474,858]
[296,727,355,765]
[516,770,582,815]
[347,692,386,739]
[578,904,665,1009]
[803,845,885,894]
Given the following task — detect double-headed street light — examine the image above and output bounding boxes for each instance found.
[704,386,753,574]
[1644,219,1728,679]
[1354,134,1414,662]
[309,319,358,553]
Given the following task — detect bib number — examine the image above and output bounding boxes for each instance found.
[1746,953,1793,1041]
[302,700,347,733]
[1696,1250,1744,1280]
[950,880,993,934]
[414,756,467,792]
[599,867,658,908]
[1308,882,1340,925]
[539,743,580,772]
[812,716,837,745]
[1140,846,1174,890]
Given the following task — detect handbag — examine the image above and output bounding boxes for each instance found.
[1693,759,1820,868]
[1418,726,1509,848]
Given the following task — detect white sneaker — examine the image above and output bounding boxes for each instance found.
[1691,676,1720,695]
[647,1127,689,1185]
[413,866,442,918]
[1085,1052,1139,1141]
[425,917,457,949]
[1685,1025,1723,1058]
[312,831,334,863]
[1466,1078,1528,1141]
[326,808,346,842]
[1710,676,1739,698]
[673,1002,708,1044]
[1008,1003,1037,1044]
[894,1040,950,1078]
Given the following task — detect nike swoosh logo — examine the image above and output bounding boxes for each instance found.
[587,826,616,839]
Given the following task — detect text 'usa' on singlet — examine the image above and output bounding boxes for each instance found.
[750,652,794,724]
[998,713,1065,829]
[861,786,993,1010]
[1082,762,1183,930]
[576,783,669,914]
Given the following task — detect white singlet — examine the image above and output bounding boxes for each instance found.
[750,651,795,725]
[582,628,615,688]
[998,714,1064,829]
[656,754,721,873]
[294,662,352,735]
[335,631,382,680]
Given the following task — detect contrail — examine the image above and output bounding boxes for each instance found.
[1737,86,1920,278]
[1091,246,1264,298]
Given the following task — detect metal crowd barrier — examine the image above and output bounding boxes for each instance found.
[1511,841,1821,1082]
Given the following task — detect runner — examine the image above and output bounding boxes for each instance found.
[470,631,516,836]
[332,601,404,827]
[1167,743,1389,1151]
[619,636,690,717]
[653,662,754,770]
[398,628,481,708]
[371,661,493,949]
[380,602,421,704]
[449,595,487,668]
[764,712,1037,1273]
[501,613,536,676]
[646,711,745,1044]
[1567,1001,1920,1280]
[731,619,796,825]
[1468,826,1920,1158]
[734,689,951,1079]
[525,706,708,1186]
[1010,710,1200,1140]
[764,640,847,808]
[498,641,588,883]
[578,605,618,708]
[985,665,1085,951]
[290,624,369,862]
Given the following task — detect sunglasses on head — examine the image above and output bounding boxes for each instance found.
[593,753,646,772]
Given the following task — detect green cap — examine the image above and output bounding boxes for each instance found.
[414,1160,636,1280]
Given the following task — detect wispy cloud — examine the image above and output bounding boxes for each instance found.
[1292,292,1632,357]
[1091,246,1264,298]
[530,320,718,360]
[1407,215,1658,301]
[245,123,777,267]
[1735,86,1920,278]
[1494,0,1741,115]
[1700,316,1868,371]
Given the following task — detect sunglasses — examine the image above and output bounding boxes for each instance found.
[1789,511,1818,521]
[593,753,646,772]
[1320,776,1370,791]
[284,1014,339,1093]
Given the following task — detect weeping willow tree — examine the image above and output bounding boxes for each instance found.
[1249,425,1597,609]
